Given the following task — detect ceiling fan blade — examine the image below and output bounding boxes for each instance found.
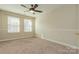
[34,10,43,13]
[31,4,34,7]
[34,4,38,8]
[21,4,29,9]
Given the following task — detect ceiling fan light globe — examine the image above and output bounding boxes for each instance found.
[30,10,34,13]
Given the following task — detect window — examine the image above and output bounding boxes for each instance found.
[24,19,32,32]
[8,16,20,33]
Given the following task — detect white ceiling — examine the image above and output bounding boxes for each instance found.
[0,4,63,17]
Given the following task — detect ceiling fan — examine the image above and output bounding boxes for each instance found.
[21,4,43,14]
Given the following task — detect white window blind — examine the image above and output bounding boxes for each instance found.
[8,16,20,33]
[24,19,32,32]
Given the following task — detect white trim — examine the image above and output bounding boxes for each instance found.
[0,36,33,42]
[41,36,79,49]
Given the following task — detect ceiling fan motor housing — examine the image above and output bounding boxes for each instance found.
[29,8,35,11]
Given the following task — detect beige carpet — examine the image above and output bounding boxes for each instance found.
[0,37,78,54]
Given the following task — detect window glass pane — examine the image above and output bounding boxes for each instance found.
[8,16,20,32]
[24,19,32,32]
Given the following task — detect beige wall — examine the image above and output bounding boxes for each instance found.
[76,5,79,47]
[36,5,78,48]
[0,12,2,39]
[0,10,35,41]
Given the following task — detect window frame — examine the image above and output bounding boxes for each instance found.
[24,19,32,32]
[8,16,20,33]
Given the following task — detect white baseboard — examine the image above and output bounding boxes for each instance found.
[41,36,79,49]
[0,36,33,42]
